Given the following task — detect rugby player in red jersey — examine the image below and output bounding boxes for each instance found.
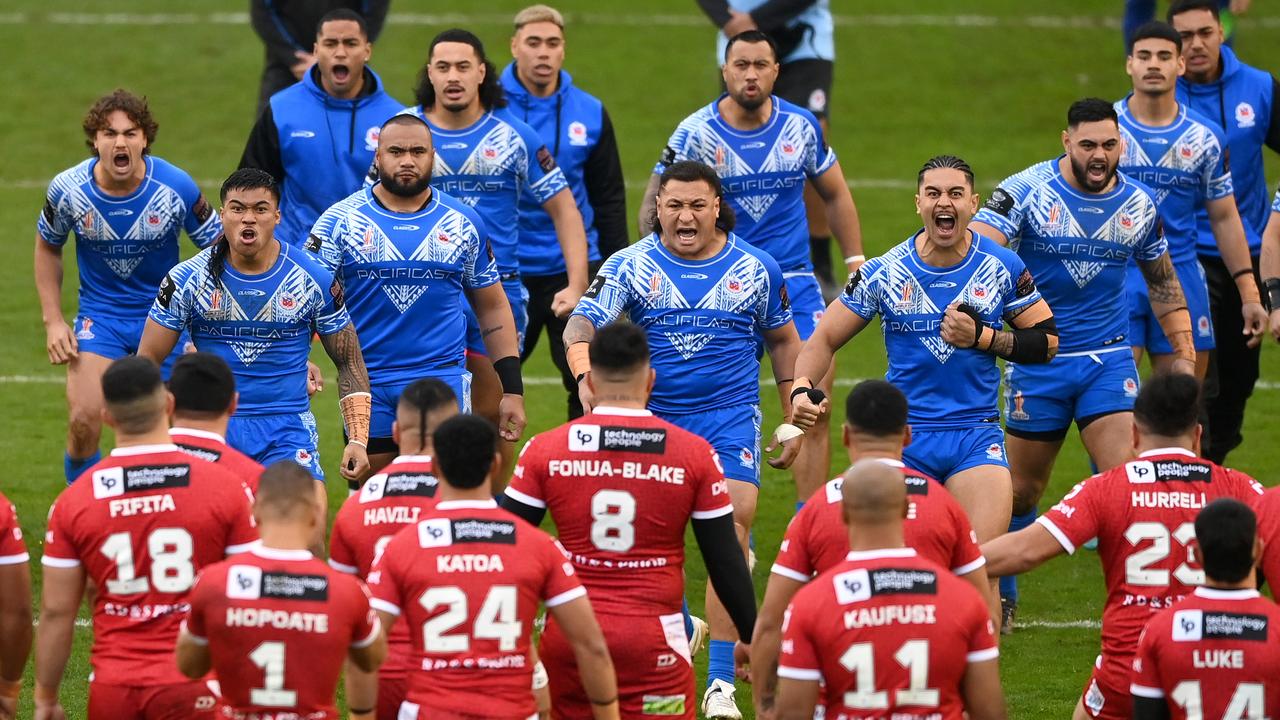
[177,461,386,720]
[982,373,1264,720]
[35,356,258,720]
[168,352,264,491]
[775,459,1005,720]
[330,378,456,720]
[502,322,755,719]
[1131,498,1280,720]
[0,491,30,720]
[752,379,990,716]
[368,414,620,720]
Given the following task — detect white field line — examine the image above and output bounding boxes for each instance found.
[2,177,919,191]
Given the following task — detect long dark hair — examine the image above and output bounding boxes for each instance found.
[207,169,279,291]
[413,29,507,111]
[647,160,737,234]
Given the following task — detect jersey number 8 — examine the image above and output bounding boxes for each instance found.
[590,489,636,552]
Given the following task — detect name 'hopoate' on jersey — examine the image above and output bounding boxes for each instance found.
[571,233,792,414]
[309,186,500,382]
[1115,99,1232,265]
[401,107,568,276]
[657,96,835,272]
[840,232,1042,428]
[148,242,351,416]
[975,160,1167,353]
[37,156,221,320]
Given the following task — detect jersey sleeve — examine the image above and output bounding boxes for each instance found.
[36,174,76,246]
[838,260,882,320]
[41,498,82,568]
[310,269,353,337]
[973,169,1035,240]
[328,509,359,575]
[947,501,986,576]
[1202,126,1234,202]
[963,590,999,663]
[306,205,345,272]
[182,568,218,643]
[777,599,823,681]
[655,115,701,174]
[690,443,733,520]
[771,511,816,582]
[1129,623,1166,699]
[1001,254,1043,319]
[1256,491,1280,589]
[0,499,28,565]
[1036,477,1101,555]
[367,531,409,617]
[756,253,793,331]
[571,251,634,327]
[520,123,571,205]
[220,480,260,555]
[148,262,197,332]
[461,209,501,290]
[344,576,382,649]
[1133,195,1169,263]
[175,172,222,249]
[1227,468,1266,501]
[540,536,586,608]
[802,112,837,180]
[505,434,549,510]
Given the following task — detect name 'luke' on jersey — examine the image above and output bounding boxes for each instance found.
[840,233,1043,428]
[657,97,835,272]
[571,233,792,414]
[309,186,500,381]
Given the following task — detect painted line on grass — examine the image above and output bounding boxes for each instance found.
[1,177,919,192]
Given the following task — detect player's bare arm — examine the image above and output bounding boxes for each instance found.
[33,565,86,720]
[1205,196,1266,346]
[563,313,599,412]
[137,319,181,365]
[1262,208,1280,340]
[967,220,1010,246]
[0,560,31,718]
[1137,252,1196,372]
[940,298,1059,363]
[319,323,372,481]
[961,657,1008,720]
[546,595,621,720]
[763,323,804,468]
[750,573,805,719]
[174,626,212,679]
[774,676,822,720]
[33,236,75,364]
[980,523,1066,578]
[468,283,527,441]
[346,618,387,672]
[790,301,868,429]
[343,660,377,720]
[542,189,590,316]
[811,161,865,273]
[637,173,662,236]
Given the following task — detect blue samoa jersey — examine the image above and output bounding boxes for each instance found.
[149,242,351,416]
[974,159,1167,353]
[308,186,500,383]
[841,232,1043,428]
[402,106,569,276]
[571,233,792,414]
[1115,99,1233,264]
[657,96,836,272]
[37,156,221,320]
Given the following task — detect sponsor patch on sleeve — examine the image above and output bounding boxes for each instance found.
[536,146,557,173]
[583,274,607,301]
[1014,269,1037,298]
[157,274,177,308]
[660,145,677,167]
[329,277,344,308]
[843,268,863,297]
[984,188,1014,216]
[192,195,213,223]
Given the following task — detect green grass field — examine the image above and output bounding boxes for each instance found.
[4,1,1280,717]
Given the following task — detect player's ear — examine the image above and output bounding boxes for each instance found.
[391,420,401,447]
[841,423,853,451]
[1131,421,1141,451]
[645,367,656,397]
[227,392,238,418]
[901,425,912,449]
[1061,129,1071,152]
[100,406,116,431]
[1188,539,1200,567]
[913,192,922,217]
[1191,423,1203,456]
[163,391,176,420]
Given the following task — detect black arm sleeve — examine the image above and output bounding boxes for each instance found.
[497,494,547,527]
[239,104,285,183]
[1132,696,1172,720]
[997,316,1058,364]
[695,0,733,27]
[583,107,630,260]
[692,514,757,641]
[357,0,391,42]
[749,0,819,32]
[1265,77,1280,154]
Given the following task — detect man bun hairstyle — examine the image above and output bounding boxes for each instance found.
[1133,373,1201,438]
[416,29,508,111]
[433,414,497,490]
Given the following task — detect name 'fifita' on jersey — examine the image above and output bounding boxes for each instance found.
[840,233,1043,428]
[571,233,792,414]
[973,159,1167,353]
[37,156,222,320]
[148,241,351,416]
[400,106,568,276]
[657,96,835,273]
[308,186,500,382]
[1114,99,1233,264]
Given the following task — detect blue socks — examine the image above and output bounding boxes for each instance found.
[682,597,693,639]
[1000,510,1038,603]
[65,450,100,485]
[708,640,736,688]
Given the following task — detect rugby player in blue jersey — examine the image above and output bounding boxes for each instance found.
[970,99,1196,632]
[140,169,372,537]
[1117,21,1265,378]
[566,161,801,719]
[310,114,526,484]
[35,90,222,485]
[792,155,1058,629]
[642,30,865,511]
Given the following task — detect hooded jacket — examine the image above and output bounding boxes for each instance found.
[500,63,628,277]
[240,64,403,247]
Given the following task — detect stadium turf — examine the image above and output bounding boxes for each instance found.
[3,0,1280,717]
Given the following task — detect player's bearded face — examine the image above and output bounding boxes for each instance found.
[722,42,779,112]
[915,168,977,247]
[93,110,148,183]
[1127,39,1184,96]
[429,43,485,113]
[657,179,722,259]
[1065,123,1121,193]
[220,188,279,259]
[314,20,371,97]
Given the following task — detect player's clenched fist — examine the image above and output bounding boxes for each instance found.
[788,385,828,431]
[940,303,982,348]
[44,320,77,365]
[499,393,527,441]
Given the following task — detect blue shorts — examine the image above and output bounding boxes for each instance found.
[1003,349,1139,437]
[227,411,324,480]
[74,313,186,375]
[658,404,762,485]
[1127,260,1214,353]
[902,423,1008,482]
[369,371,472,439]
[784,273,826,340]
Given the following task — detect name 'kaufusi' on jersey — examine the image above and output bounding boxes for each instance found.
[570,233,792,414]
[657,96,835,273]
[974,160,1167,353]
[148,241,351,416]
[308,186,500,382]
[840,233,1044,428]
[37,156,222,320]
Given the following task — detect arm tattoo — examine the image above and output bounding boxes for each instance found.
[562,315,596,348]
[1139,253,1187,306]
[319,324,370,398]
[480,324,504,339]
[987,330,1015,356]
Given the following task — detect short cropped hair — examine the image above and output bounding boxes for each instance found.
[1067,98,1119,129]
[102,356,165,434]
[169,352,236,417]
[1129,21,1183,53]
[725,29,779,63]
[514,4,564,30]
[220,167,280,204]
[653,161,736,232]
[844,380,909,437]
[83,89,158,155]
[590,322,649,378]
[256,461,318,520]
[433,415,497,490]
[1195,498,1256,583]
[1133,373,1201,437]
[1168,0,1220,22]
[917,155,975,189]
[316,8,369,38]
